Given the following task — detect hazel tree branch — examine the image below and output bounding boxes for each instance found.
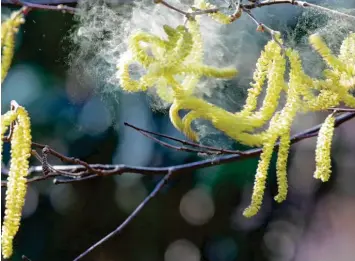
[1,0,77,13]
[2,0,355,21]
[2,111,354,188]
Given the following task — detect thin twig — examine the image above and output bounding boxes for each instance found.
[243,0,355,21]
[328,107,355,113]
[242,6,284,49]
[124,122,243,155]
[31,142,105,175]
[4,0,77,14]
[296,1,355,21]
[72,169,174,261]
[156,0,355,22]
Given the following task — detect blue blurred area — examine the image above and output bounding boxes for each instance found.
[2,2,355,261]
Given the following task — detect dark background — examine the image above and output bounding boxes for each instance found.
[1,1,355,261]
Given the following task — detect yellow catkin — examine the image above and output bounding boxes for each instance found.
[338,33,355,89]
[1,9,26,83]
[274,131,290,203]
[181,18,203,96]
[339,33,355,66]
[118,23,237,104]
[253,40,285,124]
[243,114,280,217]
[272,49,306,203]
[239,40,274,117]
[182,111,201,142]
[1,110,18,162]
[1,106,32,259]
[238,37,286,130]
[172,94,264,146]
[309,34,347,74]
[314,114,335,182]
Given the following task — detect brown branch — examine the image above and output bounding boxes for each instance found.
[2,0,77,14]
[3,0,354,20]
[243,0,355,21]
[2,111,354,187]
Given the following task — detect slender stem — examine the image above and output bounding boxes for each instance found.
[72,170,173,261]
[124,122,243,155]
[298,1,355,20]
[3,0,77,13]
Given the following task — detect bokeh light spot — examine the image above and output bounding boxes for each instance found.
[78,96,112,135]
[164,239,200,261]
[180,187,215,226]
[50,184,80,215]
[22,185,39,219]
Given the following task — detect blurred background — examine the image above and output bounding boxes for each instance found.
[1,0,355,261]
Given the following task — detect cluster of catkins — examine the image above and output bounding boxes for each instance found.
[117,0,355,217]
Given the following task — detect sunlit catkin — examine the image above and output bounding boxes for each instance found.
[314,114,335,182]
[1,8,26,83]
[1,106,32,259]
[243,114,280,217]
[274,131,290,203]
[1,110,17,162]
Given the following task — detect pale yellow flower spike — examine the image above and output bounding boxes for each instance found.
[240,37,286,130]
[309,34,348,74]
[272,50,304,203]
[1,8,26,83]
[1,110,18,162]
[274,131,290,203]
[339,33,355,65]
[118,23,238,104]
[338,33,355,89]
[239,39,277,117]
[1,106,32,259]
[181,18,203,96]
[243,114,280,217]
[182,111,201,142]
[314,114,335,182]
[171,95,265,146]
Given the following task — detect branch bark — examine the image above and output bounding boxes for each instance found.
[2,112,354,187]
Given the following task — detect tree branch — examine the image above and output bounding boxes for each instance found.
[2,112,354,187]
[1,0,77,13]
[3,0,355,21]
